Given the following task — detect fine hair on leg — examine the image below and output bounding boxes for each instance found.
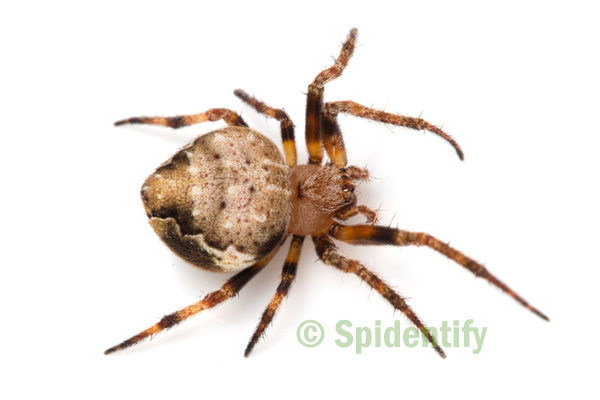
[312,232,446,358]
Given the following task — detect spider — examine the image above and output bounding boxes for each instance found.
[105,28,548,358]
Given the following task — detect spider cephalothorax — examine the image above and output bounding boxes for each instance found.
[106,28,548,358]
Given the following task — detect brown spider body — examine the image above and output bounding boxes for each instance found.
[106,28,548,358]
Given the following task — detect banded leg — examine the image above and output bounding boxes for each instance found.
[234,89,297,168]
[114,108,247,128]
[244,236,305,357]
[313,232,446,358]
[104,249,278,355]
[305,28,358,165]
[329,223,549,321]
[323,101,465,162]
[322,109,348,167]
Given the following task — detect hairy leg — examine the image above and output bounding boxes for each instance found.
[114,108,247,128]
[305,28,358,164]
[313,232,446,358]
[104,248,279,355]
[244,236,305,357]
[234,89,297,168]
[323,100,464,161]
[329,223,549,321]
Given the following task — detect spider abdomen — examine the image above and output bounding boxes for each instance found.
[141,126,291,272]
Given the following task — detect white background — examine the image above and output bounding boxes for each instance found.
[2,1,598,398]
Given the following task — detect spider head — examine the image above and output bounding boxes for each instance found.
[287,164,368,236]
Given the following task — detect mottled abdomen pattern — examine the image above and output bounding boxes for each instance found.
[141,126,290,272]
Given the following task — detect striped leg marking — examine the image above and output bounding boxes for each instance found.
[114,108,248,129]
[313,232,446,358]
[234,89,297,168]
[329,223,549,321]
[104,249,279,355]
[244,236,305,357]
[323,101,465,161]
[305,28,358,165]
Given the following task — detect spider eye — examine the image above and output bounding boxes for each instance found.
[342,185,350,192]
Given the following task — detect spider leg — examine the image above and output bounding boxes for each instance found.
[244,236,305,357]
[305,28,357,165]
[312,232,446,358]
[114,108,247,128]
[329,223,549,321]
[104,248,278,355]
[323,100,465,162]
[321,108,349,167]
[233,89,297,168]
